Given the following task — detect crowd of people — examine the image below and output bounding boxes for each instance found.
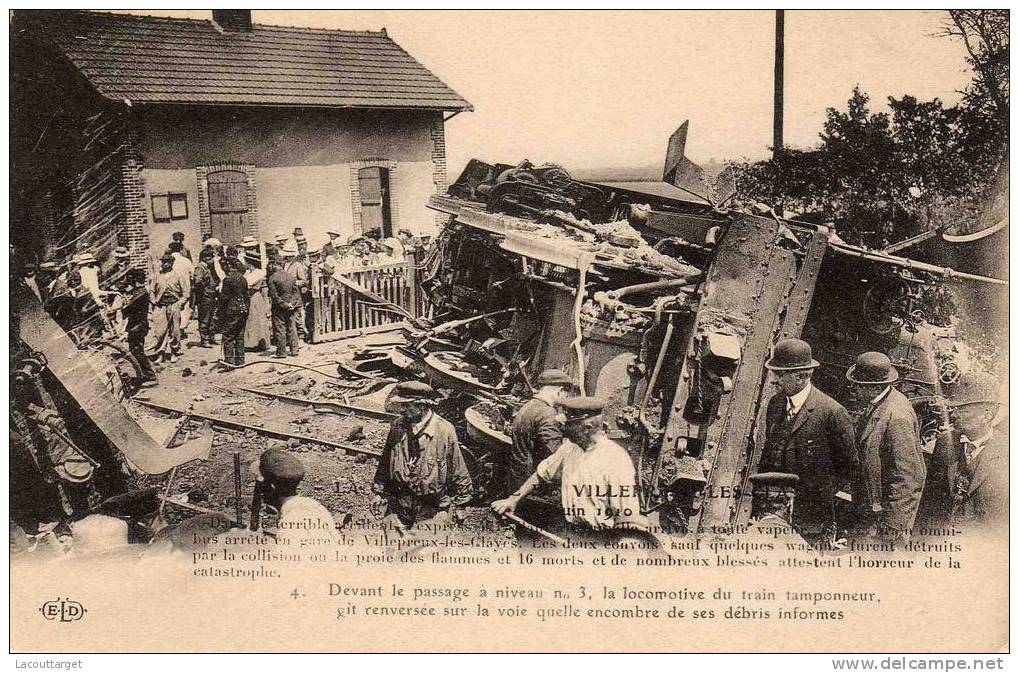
[23,227,422,382]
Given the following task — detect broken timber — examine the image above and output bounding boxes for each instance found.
[134,400,383,458]
[237,386,398,421]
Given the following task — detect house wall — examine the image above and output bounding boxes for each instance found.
[133,107,446,258]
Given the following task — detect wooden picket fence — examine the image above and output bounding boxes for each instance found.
[311,259,425,342]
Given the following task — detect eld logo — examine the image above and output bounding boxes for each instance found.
[39,598,86,622]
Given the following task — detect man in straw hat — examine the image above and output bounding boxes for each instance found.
[926,371,1006,529]
[848,351,925,540]
[321,228,343,260]
[267,241,302,359]
[285,235,312,341]
[493,396,640,539]
[372,382,473,527]
[759,338,858,546]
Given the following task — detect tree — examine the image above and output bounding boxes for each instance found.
[731,11,1009,248]
[940,10,1009,181]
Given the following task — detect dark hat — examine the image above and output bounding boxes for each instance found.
[160,253,175,264]
[258,449,305,485]
[765,338,820,371]
[946,371,1000,408]
[389,381,436,405]
[172,231,185,240]
[846,351,898,385]
[113,246,131,258]
[536,369,573,387]
[748,472,800,493]
[561,396,606,421]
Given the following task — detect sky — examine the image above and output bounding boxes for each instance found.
[115,10,973,177]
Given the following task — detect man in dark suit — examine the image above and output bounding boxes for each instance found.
[848,351,926,540]
[926,371,1006,532]
[759,338,858,546]
[268,242,302,359]
[217,258,249,367]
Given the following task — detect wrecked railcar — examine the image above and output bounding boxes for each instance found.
[420,160,1007,535]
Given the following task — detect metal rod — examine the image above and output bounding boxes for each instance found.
[134,400,382,457]
[828,241,1008,286]
[158,466,178,518]
[233,452,243,527]
[501,511,567,545]
[238,386,398,421]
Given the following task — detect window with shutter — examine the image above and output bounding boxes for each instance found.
[358,166,392,237]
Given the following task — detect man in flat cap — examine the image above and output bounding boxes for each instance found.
[169,231,193,262]
[120,269,157,385]
[925,371,1006,530]
[492,396,640,538]
[504,369,574,497]
[251,448,340,546]
[848,351,925,540]
[372,382,473,528]
[151,253,188,362]
[744,472,814,552]
[759,338,858,547]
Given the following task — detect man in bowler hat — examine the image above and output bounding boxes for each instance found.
[848,351,926,540]
[926,371,1006,530]
[758,338,858,547]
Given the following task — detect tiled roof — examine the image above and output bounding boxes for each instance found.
[23,10,472,111]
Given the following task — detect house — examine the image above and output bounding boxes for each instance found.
[10,10,471,271]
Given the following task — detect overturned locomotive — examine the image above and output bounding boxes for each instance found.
[415,152,1007,536]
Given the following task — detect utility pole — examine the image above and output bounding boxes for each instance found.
[773,9,785,159]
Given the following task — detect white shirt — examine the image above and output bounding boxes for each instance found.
[276,496,341,547]
[961,430,993,462]
[786,382,812,418]
[535,435,640,530]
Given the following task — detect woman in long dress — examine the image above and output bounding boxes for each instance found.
[241,241,272,353]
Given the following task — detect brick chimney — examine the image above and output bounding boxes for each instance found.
[212,10,252,32]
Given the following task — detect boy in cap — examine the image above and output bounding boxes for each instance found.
[505,368,573,497]
[848,351,925,540]
[926,371,1006,529]
[759,338,858,546]
[492,396,640,537]
[372,382,473,527]
[251,448,340,546]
